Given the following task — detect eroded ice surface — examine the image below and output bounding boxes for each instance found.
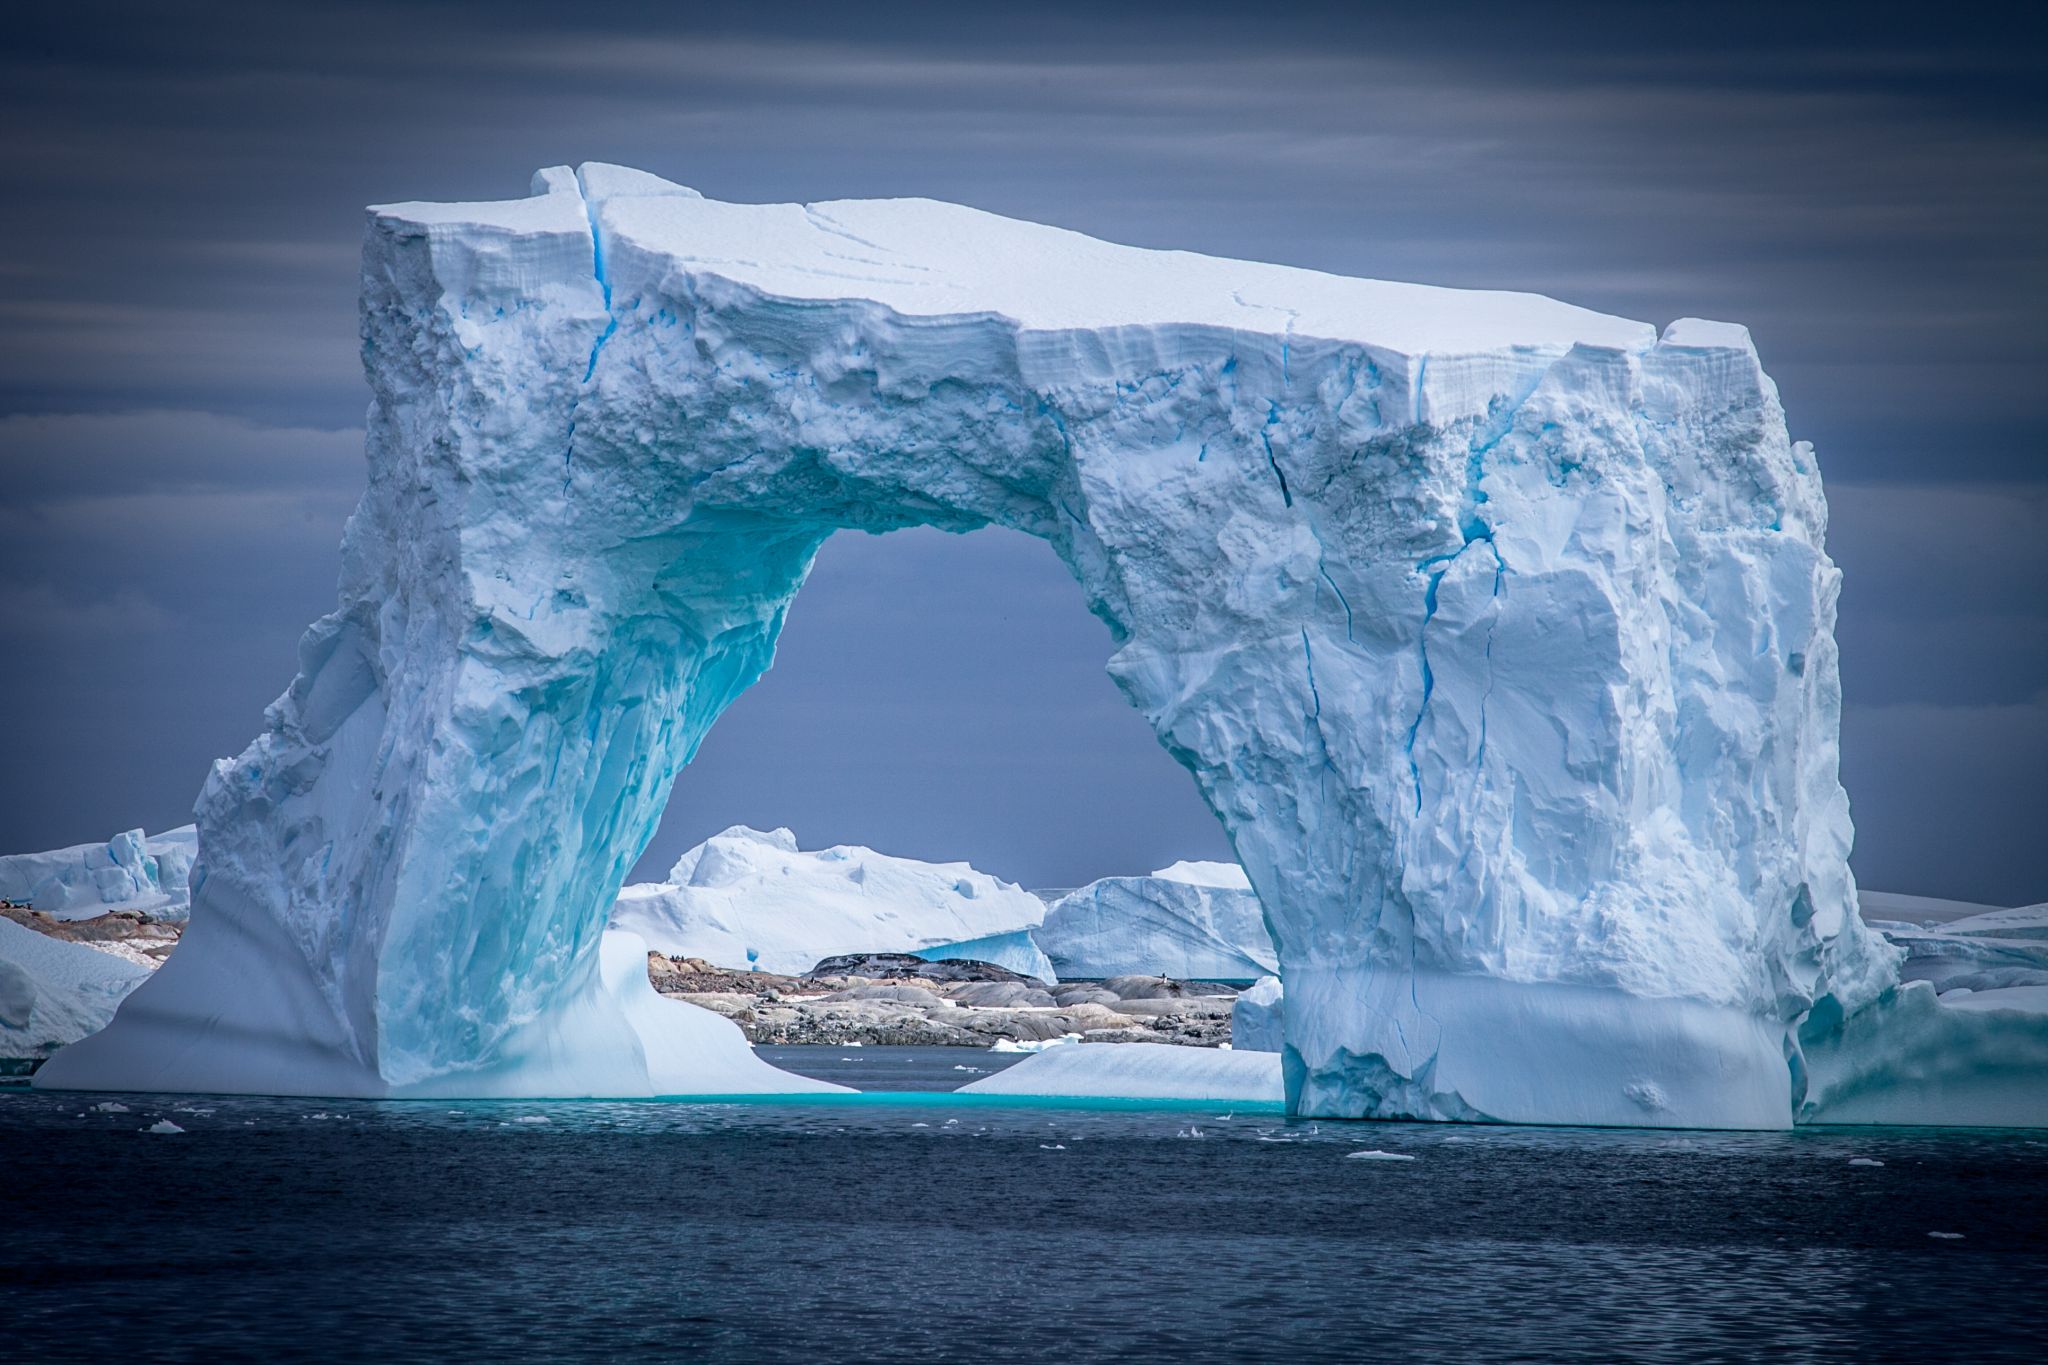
[1037,862,1275,981]
[610,825,1054,980]
[42,163,2029,1123]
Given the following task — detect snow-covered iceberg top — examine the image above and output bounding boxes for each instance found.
[1149,860,1252,890]
[611,825,1054,980]
[37,164,1934,1121]
[1036,863,1274,981]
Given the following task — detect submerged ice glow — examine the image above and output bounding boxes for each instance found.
[36,164,2042,1125]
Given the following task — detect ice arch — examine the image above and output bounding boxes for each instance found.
[40,165,1897,1123]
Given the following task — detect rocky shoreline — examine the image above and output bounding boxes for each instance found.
[648,952,1241,1048]
[3,908,1242,1055]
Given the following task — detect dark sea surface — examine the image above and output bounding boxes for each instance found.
[4,1045,2044,1364]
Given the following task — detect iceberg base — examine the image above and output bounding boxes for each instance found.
[1799,981,2048,1127]
[1284,967,1794,1130]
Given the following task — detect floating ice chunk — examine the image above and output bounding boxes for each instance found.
[91,1101,130,1113]
[1847,1157,1884,1167]
[961,1042,1284,1104]
[988,1034,1080,1053]
[1346,1150,1416,1162]
[142,1119,183,1134]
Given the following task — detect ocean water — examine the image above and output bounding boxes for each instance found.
[4,1046,2044,1363]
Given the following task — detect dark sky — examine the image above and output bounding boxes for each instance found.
[2,1,2043,903]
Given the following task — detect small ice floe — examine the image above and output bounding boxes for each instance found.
[142,1119,184,1134]
[911,1122,930,1128]
[989,1034,1080,1054]
[951,1065,984,1073]
[91,1101,130,1114]
[512,1115,550,1124]
[1214,1113,1235,1122]
[843,1041,863,1048]
[304,1111,350,1120]
[1347,1150,1416,1162]
[1039,1143,1066,1151]
[943,1118,959,1126]
[1928,1231,1965,1240]
[1176,1126,1205,1140]
[1848,1157,1885,1167]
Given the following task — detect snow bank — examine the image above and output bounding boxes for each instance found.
[0,827,197,922]
[42,165,1915,1118]
[610,825,1054,980]
[1036,863,1274,981]
[960,1041,1283,1104]
[0,917,151,1061]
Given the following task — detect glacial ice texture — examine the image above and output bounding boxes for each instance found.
[40,164,1929,1120]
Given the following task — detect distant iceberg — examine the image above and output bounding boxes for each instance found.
[611,826,1054,981]
[1036,861,1274,981]
[0,827,196,922]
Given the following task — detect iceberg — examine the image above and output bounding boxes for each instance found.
[42,162,2029,1124]
[1871,903,2048,996]
[0,827,197,922]
[0,917,151,1062]
[610,824,1054,980]
[1036,861,1275,981]
[960,1041,1284,1105]
[1231,975,1285,1053]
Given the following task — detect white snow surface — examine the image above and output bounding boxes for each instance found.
[1149,860,1253,890]
[0,917,151,1060]
[1036,869,1274,980]
[609,824,1054,979]
[961,1041,1284,1105]
[0,827,197,922]
[39,164,1949,1120]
